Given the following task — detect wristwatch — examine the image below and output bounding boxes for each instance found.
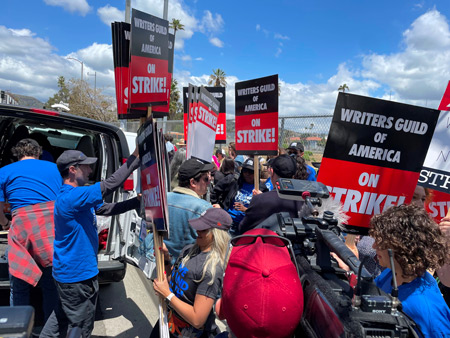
[165,292,175,306]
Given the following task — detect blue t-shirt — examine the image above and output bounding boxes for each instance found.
[53,182,103,283]
[265,177,273,191]
[227,182,254,228]
[376,269,450,337]
[306,164,316,181]
[0,159,62,211]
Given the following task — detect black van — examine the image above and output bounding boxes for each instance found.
[0,104,143,288]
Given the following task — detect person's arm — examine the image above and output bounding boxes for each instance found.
[96,196,140,216]
[0,202,10,230]
[437,215,450,287]
[153,273,215,329]
[100,148,140,197]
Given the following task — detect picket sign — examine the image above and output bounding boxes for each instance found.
[140,107,169,338]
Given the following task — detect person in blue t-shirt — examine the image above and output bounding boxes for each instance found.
[40,148,141,338]
[0,138,62,323]
[337,204,450,337]
[211,158,261,236]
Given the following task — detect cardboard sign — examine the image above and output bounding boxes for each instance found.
[426,189,450,223]
[152,33,175,118]
[183,86,226,144]
[419,110,450,194]
[189,87,220,162]
[112,22,144,119]
[137,118,168,232]
[438,81,450,111]
[129,9,169,114]
[235,75,278,155]
[318,92,439,234]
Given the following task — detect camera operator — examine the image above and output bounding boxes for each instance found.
[335,204,450,337]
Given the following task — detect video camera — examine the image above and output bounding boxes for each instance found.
[257,179,420,338]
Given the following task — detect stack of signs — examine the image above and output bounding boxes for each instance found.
[235,75,278,155]
[183,86,226,145]
[128,9,170,116]
[317,92,439,234]
[137,118,169,232]
[422,80,450,222]
[111,21,138,119]
[185,86,220,162]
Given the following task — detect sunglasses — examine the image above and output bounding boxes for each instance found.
[224,234,300,276]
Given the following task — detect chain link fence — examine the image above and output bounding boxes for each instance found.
[113,114,333,162]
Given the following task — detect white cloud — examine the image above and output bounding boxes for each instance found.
[199,10,224,34]
[180,55,192,61]
[195,57,203,61]
[209,37,224,48]
[97,5,125,25]
[275,48,282,58]
[274,33,290,40]
[9,29,35,37]
[361,9,450,105]
[43,0,91,16]
[256,24,261,31]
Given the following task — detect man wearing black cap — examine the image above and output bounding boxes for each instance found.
[165,158,214,262]
[41,148,141,338]
[239,154,304,234]
[287,142,316,181]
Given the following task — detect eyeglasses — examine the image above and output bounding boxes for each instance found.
[231,234,289,247]
[224,234,300,276]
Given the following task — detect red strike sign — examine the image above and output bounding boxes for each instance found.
[438,80,450,111]
[235,113,278,148]
[320,158,418,229]
[426,190,450,223]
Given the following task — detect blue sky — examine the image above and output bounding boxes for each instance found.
[1,0,450,117]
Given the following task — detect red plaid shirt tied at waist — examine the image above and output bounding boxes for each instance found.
[8,201,55,286]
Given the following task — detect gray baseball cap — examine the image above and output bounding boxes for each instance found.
[189,208,232,231]
[56,150,97,172]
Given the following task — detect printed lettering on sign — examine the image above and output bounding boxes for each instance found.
[318,93,439,233]
[235,75,278,155]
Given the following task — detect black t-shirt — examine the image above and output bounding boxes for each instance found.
[168,245,223,337]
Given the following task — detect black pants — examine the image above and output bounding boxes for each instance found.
[40,276,99,338]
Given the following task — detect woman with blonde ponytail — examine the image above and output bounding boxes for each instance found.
[151,208,232,338]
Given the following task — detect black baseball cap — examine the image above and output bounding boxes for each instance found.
[241,158,255,171]
[286,142,304,153]
[178,158,215,180]
[271,154,297,178]
[56,150,97,173]
[189,208,232,231]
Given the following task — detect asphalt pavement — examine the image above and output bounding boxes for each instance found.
[92,264,159,338]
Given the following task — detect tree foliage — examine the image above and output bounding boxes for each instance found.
[46,77,117,122]
[169,79,183,120]
[208,69,227,87]
[45,76,70,108]
[169,18,185,37]
[338,83,350,92]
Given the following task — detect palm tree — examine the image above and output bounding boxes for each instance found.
[338,83,350,92]
[169,18,185,38]
[208,69,227,87]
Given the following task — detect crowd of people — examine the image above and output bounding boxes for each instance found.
[0,130,449,337]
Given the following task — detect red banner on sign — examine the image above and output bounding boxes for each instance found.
[235,112,278,153]
[438,80,450,111]
[319,158,419,231]
[426,189,450,223]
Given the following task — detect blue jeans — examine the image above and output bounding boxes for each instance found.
[10,265,58,323]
